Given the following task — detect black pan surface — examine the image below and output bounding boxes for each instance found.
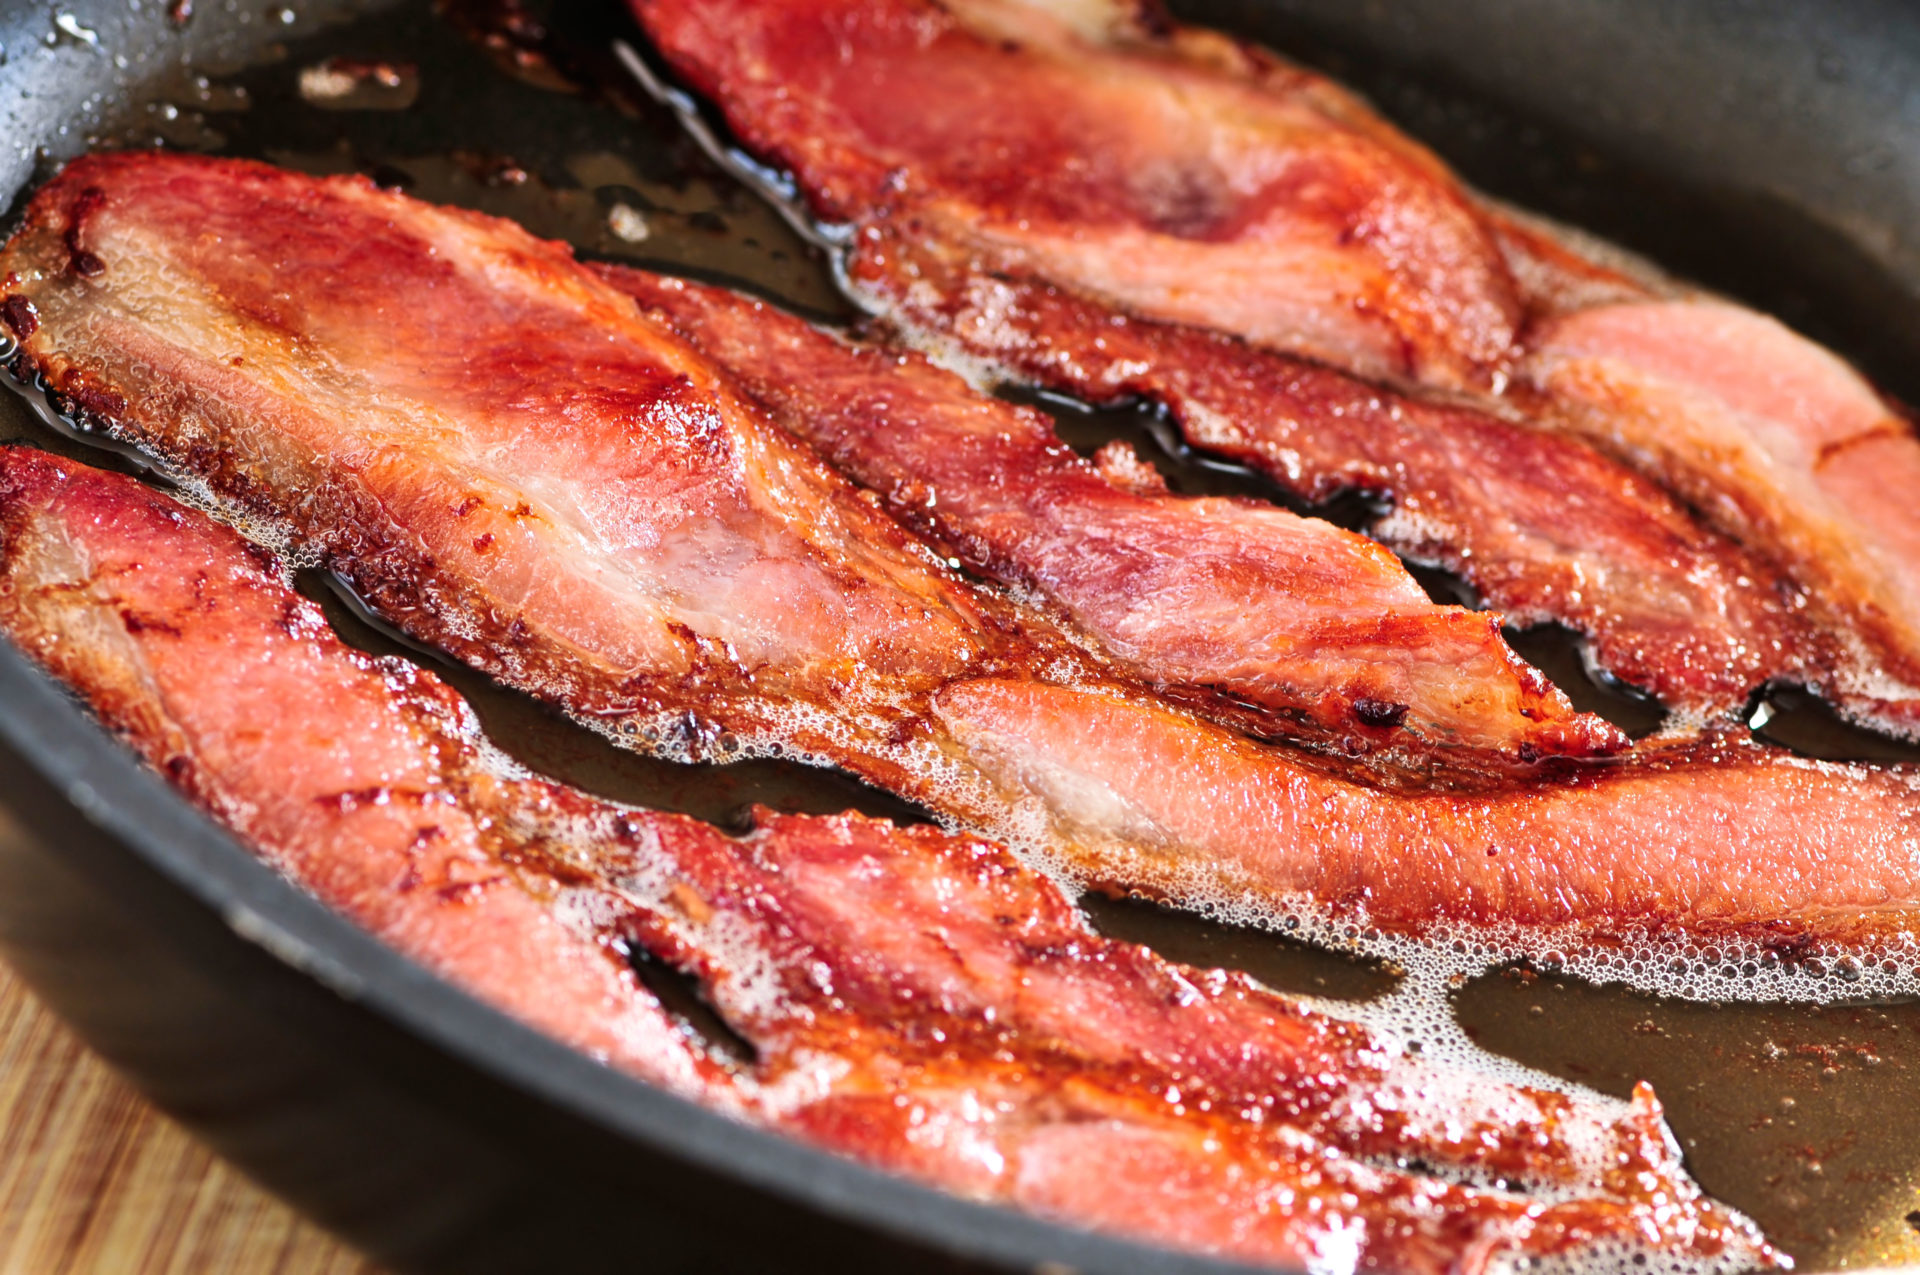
[2,1,1920,1270]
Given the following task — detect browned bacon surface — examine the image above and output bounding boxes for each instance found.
[629,0,1920,733]
[10,151,1920,958]
[0,448,1774,1272]
[602,265,1623,764]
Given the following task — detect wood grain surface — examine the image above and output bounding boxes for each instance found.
[0,960,382,1275]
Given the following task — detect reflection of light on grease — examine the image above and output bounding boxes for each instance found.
[296,58,420,112]
[1818,1182,1920,1270]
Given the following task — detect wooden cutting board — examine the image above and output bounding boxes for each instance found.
[0,960,382,1275]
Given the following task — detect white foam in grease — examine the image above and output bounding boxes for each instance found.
[1823,625,1920,740]
[1481,1244,1760,1275]
[153,465,323,573]
[1368,501,1468,565]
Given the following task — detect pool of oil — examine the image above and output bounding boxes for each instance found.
[4,0,1920,1267]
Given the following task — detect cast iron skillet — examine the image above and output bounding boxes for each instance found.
[2,2,1919,1272]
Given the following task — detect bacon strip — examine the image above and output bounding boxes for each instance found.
[627,0,1920,733]
[842,233,1829,725]
[600,265,1623,765]
[635,0,1529,394]
[0,448,1774,1272]
[937,679,1920,949]
[9,152,1920,960]
[1526,301,1920,728]
[0,448,724,1101]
